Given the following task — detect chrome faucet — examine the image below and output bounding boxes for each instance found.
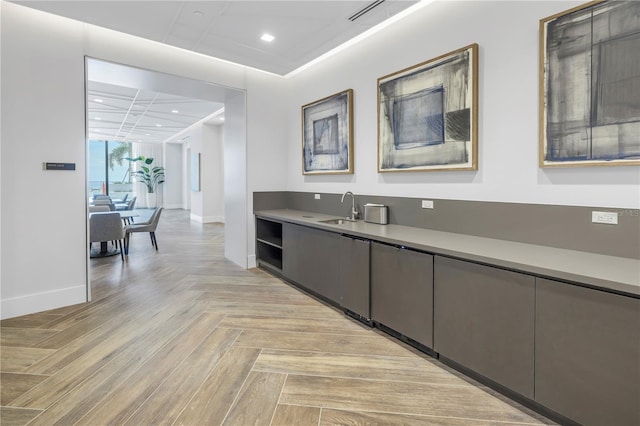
[341,191,358,220]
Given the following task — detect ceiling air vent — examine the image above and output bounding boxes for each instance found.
[348,0,386,22]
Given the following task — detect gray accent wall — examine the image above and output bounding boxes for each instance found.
[253,191,640,259]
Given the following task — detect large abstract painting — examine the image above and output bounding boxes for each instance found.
[540,0,640,167]
[302,89,353,174]
[378,44,478,172]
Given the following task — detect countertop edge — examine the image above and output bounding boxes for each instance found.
[255,209,640,297]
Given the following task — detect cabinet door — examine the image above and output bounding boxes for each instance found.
[536,278,640,426]
[434,256,535,399]
[282,223,340,301]
[371,242,433,348]
[339,236,370,319]
[282,223,302,283]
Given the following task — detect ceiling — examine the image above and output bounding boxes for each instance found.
[13,0,421,144]
[87,81,224,144]
[15,0,419,76]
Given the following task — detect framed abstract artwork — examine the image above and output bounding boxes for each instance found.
[301,89,354,174]
[377,44,478,172]
[540,0,640,167]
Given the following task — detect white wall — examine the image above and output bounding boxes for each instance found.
[0,2,287,318]
[202,123,225,223]
[1,3,88,318]
[285,1,640,209]
[189,122,224,223]
[224,91,248,268]
[188,125,204,219]
[164,142,183,209]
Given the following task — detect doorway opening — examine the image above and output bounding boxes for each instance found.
[85,57,248,299]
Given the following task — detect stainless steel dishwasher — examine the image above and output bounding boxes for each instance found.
[339,235,371,323]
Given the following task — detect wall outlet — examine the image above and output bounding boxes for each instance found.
[592,211,618,225]
[421,200,434,209]
[314,194,321,200]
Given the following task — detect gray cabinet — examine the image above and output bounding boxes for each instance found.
[535,278,640,426]
[433,256,535,399]
[371,242,433,348]
[282,223,341,301]
[339,236,370,320]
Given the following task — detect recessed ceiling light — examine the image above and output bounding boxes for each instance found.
[261,33,275,42]
[155,124,162,127]
[171,109,179,114]
[193,10,203,17]
[95,117,102,120]
[94,98,103,103]
[145,133,151,136]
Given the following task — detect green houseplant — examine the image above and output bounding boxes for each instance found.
[126,155,165,193]
[126,156,165,207]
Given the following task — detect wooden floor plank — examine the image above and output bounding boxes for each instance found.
[0,346,56,373]
[24,306,216,425]
[0,328,60,348]
[174,346,261,426]
[10,291,204,409]
[253,349,470,386]
[219,314,373,336]
[271,404,321,426]
[0,313,62,329]
[75,312,227,425]
[0,372,48,405]
[235,329,416,357]
[319,408,535,425]
[280,375,549,424]
[196,284,320,306]
[204,301,339,319]
[24,289,201,375]
[122,327,242,425]
[0,406,42,426]
[221,371,287,426]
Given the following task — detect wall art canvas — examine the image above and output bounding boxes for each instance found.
[302,89,353,174]
[378,44,478,172]
[540,0,640,167]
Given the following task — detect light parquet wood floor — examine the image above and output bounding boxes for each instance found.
[1,209,555,425]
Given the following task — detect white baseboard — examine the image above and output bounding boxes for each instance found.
[190,214,225,224]
[247,254,257,269]
[1,285,86,320]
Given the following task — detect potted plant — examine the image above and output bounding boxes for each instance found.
[126,155,165,207]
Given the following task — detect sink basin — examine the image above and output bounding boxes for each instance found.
[318,218,357,225]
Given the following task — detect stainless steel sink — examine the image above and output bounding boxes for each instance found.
[318,218,357,225]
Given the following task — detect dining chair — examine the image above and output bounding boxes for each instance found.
[92,199,116,211]
[89,212,125,261]
[124,207,163,255]
[116,196,137,211]
[111,193,129,204]
[89,205,111,213]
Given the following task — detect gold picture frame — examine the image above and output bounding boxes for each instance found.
[301,89,354,175]
[377,44,478,172]
[539,0,640,167]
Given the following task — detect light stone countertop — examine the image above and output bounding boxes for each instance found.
[255,209,640,297]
